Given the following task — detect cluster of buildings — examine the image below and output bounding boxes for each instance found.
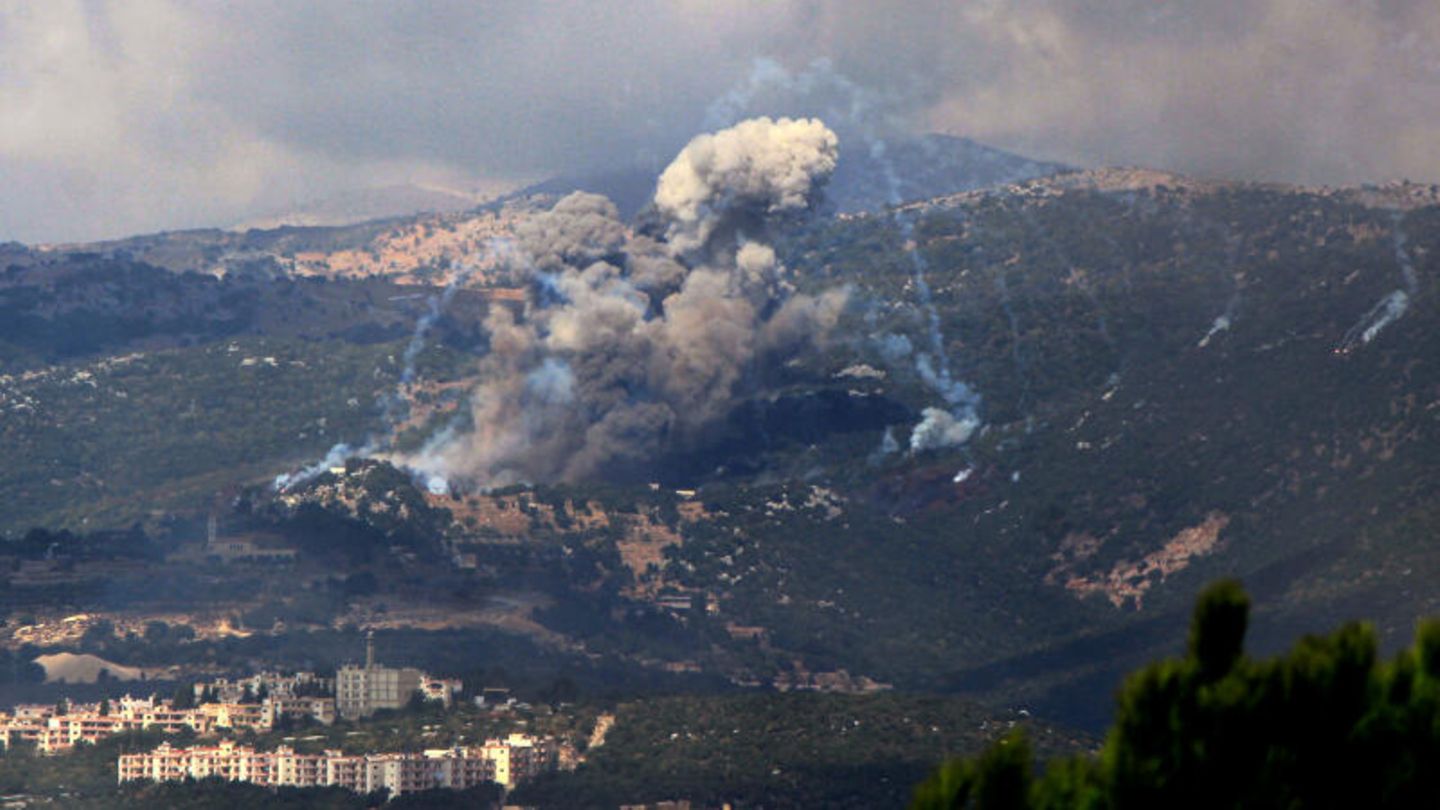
[117,734,557,794]
[0,692,334,755]
[0,635,462,755]
[194,668,332,704]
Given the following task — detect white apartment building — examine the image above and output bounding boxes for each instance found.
[117,736,557,795]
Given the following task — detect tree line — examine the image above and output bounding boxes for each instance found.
[913,580,1440,808]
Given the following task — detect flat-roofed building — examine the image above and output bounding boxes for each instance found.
[118,736,557,796]
[335,632,430,720]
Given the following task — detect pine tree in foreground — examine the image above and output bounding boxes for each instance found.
[913,579,1440,809]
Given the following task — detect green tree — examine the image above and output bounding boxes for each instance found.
[172,683,195,710]
[911,580,1440,809]
[912,730,1032,810]
[1188,578,1247,681]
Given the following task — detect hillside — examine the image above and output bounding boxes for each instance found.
[1,169,1437,737]
[32,207,526,288]
[512,693,1090,810]
[26,133,1062,294]
[214,172,1437,733]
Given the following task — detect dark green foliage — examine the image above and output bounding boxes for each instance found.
[912,731,1033,810]
[0,729,177,800]
[912,582,1440,808]
[384,784,503,809]
[512,694,1088,810]
[0,648,47,684]
[0,337,412,535]
[99,780,379,810]
[1187,579,1247,681]
[172,682,196,709]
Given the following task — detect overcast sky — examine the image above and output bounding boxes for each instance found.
[2,0,1438,243]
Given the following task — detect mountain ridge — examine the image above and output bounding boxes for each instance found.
[2,158,1437,737]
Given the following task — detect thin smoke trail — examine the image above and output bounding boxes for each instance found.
[871,139,981,449]
[1391,212,1419,294]
[1196,226,1244,348]
[1337,290,1410,354]
[380,260,485,428]
[274,245,496,491]
[1336,213,1419,354]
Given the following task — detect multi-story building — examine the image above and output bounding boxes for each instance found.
[273,745,323,787]
[265,695,337,726]
[198,702,271,732]
[118,736,556,796]
[335,632,447,720]
[479,732,560,787]
[336,664,423,720]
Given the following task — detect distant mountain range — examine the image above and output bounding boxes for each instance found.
[215,132,1070,234]
[231,183,495,231]
[499,133,1069,219]
[15,133,1068,287]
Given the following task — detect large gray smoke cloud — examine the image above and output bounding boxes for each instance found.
[399,116,846,487]
[655,116,839,255]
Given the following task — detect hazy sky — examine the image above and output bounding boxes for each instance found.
[2,0,1438,243]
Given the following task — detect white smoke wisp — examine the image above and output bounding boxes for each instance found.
[910,407,980,452]
[1336,215,1421,354]
[866,424,901,467]
[1197,314,1231,348]
[273,246,495,492]
[1338,289,1411,354]
[400,116,848,489]
[383,255,491,422]
[1192,225,1246,351]
[1393,217,1420,294]
[897,197,981,451]
[272,441,364,491]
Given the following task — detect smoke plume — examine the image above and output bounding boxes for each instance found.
[699,57,984,452]
[1337,215,1421,354]
[655,116,839,257]
[401,116,846,488]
